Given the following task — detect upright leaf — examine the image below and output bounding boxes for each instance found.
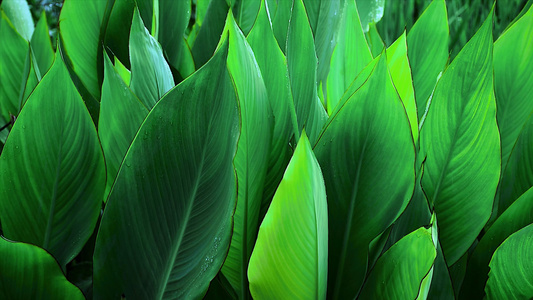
[0,55,105,268]
[270,0,292,52]
[407,0,449,120]
[485,224,533,299]
[30,11,54,76]
[93,39,239,300]
[420,10,499,265]
[326,0,372,114]
[220,12,273,299]
[248,132,328,300]
[287,0,327,143]
[494,4,533,171]
[0,237,84,300]
[231,0,260,35]
[358,227,436,300]
[129,7,175,110]
[98,53,149,199]
[355,0,385,32]
[315,54,415,299]
[0,0,34,40]
[191,0,229,68]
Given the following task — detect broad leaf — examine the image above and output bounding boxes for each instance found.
[129,7,175,110]
[269,0,292,52]
[191,0,229,68]
[0,55,105,268]
[287,0,327,143]
[30,11,54,76]
[420,10,499,265]
[0,237,84,299]
[359,227,436,300]
[315,54,415,299]
[326,0,372,114]
[231,0,260,35]
[0,0,34,40]
[220,12,273,299]
[485,224,533,299]
[98,53,149,199]
[356,0,384,32]
[248,132,328,300]
[407,0,449,120]
[93,38,239,300]
[461,187,533,299]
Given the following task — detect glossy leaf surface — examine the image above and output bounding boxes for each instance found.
[93,39,239,300]
[0,0,34,40]
[248,132,328,300]
[420,10,499,265]
[0,55,105,267]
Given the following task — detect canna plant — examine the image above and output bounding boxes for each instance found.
[0,0,532,299]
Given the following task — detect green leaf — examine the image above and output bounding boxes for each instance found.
[356,0,384,32]
[0,237,84,299]
[0,0,34,40]
[287,0,327,144]
[0,11,29,123]
[104,0,135,69]
[220,12,273,299]
[247,0,297,215]
[269,0,292,52]
[248,131,328,300]
[231,0,260,35]
[326,0,372,114]
[93,38,239,300]
[461,187,533,299]
[114,56,131,85]
[420,9,499,266]
[315,54,415,299]
[0,54,105,268]
[191,0,229,68]
[387,32,418,141]
[30,11,54,76]
[485,224,533,299]
[407,0,449,120]
[359,227,436,300]
[129,7,175,110]
[98,53,149,200]
[59,0,108,100]
[366,23,384,57]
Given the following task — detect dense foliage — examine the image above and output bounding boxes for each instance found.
[0,0,532,299]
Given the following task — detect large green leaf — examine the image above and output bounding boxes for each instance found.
[0,11,28,123]
[287,0,327,144]
[326,0,372,114]
[248,131,327,300]
[0,54,105,268]
[0,237,84,299]
[98,53,149,199]
[494,4,533,173]
[407,0,449,120]
[93,38,239,300]
[104,0,135,69]
[129,7,175,110]
[59,0,108,100]
[30,11,54,76]
[460,187,533,299]
[0,0,34,40]
[485,224,533,299]
[191,0,229,68]
[314,54,415,299]
[359,227,436,300]
[220,12,273,299]
[419,10,499,266]
[230,0,260,35]
[269,0,292,52]
[247,0,297,216]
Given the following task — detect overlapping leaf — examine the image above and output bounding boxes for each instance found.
[30,11,54,76]
[248,132,327,300]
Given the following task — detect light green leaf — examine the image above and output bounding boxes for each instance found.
[0,237,84,299]
[356,0,384,32]
[93,38,239,300]
[315,54,415,299]
[287,0,327,144]
[420,10,499,265]
[220,12,273,299]
[129,7,175,110]
[407,0,449,120]
[247,0,297,216]
[114,56,131,85]
[494,4,533,172]
[98,53,149,200]
[461,187,533,299]
[0,11,29,123]
[30,11,54,76]
[387,32,418,141]
[485,224,533,299]
[0,0,34,40]
[359,227,436,300]
[0,54,105,268]
[366,23,384,57]
[248,131,328,300]
[326,0,372,114]
[270,0,292,52]
[59,0,108,100]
